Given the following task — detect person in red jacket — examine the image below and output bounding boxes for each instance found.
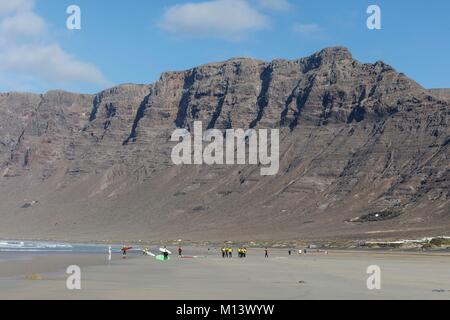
[121,246,132,259]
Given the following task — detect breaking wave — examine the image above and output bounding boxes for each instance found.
[0,241,107,253]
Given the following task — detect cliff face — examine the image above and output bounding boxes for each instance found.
[429,89,450,102]
[0,47,448,242]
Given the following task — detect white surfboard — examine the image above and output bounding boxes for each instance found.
[143,249,156,257]
[159,248,172,254]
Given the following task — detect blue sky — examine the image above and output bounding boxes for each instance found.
[1,0,449,93]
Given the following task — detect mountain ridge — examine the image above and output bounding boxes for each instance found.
[0,46,448,242]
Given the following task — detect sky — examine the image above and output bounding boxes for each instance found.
[0,0,449,93]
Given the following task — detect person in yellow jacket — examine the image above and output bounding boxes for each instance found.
[228,247,233,258]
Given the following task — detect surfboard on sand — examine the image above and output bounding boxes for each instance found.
[159,248,172,254]
[143,249,155,257]
[156,255,171,261]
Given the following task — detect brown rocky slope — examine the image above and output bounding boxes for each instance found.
[0,47,448,242]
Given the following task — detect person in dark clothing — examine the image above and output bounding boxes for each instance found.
[121,246,131,259]
[178,247,183,257]
[265,248,269,258]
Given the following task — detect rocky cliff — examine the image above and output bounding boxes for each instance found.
[0,47,448,242]
[429,89,450,102]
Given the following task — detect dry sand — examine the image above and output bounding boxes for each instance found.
[1,248,449,300]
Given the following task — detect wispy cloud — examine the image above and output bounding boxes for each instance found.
[0,43,107,84]
[257,0,291,12]
[0,10,46,42]
[0,0,108,91]
[0,0,33,16]
[159,0,270,41]
[292,23,324,39]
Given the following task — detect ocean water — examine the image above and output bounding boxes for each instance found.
[0,240,110,253]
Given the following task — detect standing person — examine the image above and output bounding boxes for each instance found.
[228,248,233,258]
[265,247,269,258]
[221,247,226,258]
[163,247,169,260]
[162,246,170,260]
[288,250,292,256]
[178,247,183,257]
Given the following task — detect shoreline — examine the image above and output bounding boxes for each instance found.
[1,236,450,253]
[1,247,449,300]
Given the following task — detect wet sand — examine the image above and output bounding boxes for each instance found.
[1,248,449,300]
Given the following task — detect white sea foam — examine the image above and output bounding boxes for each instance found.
[0,240,73,252]
[0,240,113,253]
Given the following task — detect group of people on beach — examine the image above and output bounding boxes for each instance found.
[221,247,233,258]
[221,247,248,258]
[238,247,248,258]
[120,245,327,261]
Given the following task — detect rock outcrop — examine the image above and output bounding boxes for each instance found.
[429,89,450,102]
[0,47,448,242]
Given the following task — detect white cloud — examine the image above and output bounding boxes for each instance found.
[0,0,108,90]
[0,43,107,84]
[257,0,291,12]
[0,11,46,40]
[292,23,322,36]
[0,0,33,17]
[159,0,270,40]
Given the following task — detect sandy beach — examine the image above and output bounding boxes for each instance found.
[1,247,449,300]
